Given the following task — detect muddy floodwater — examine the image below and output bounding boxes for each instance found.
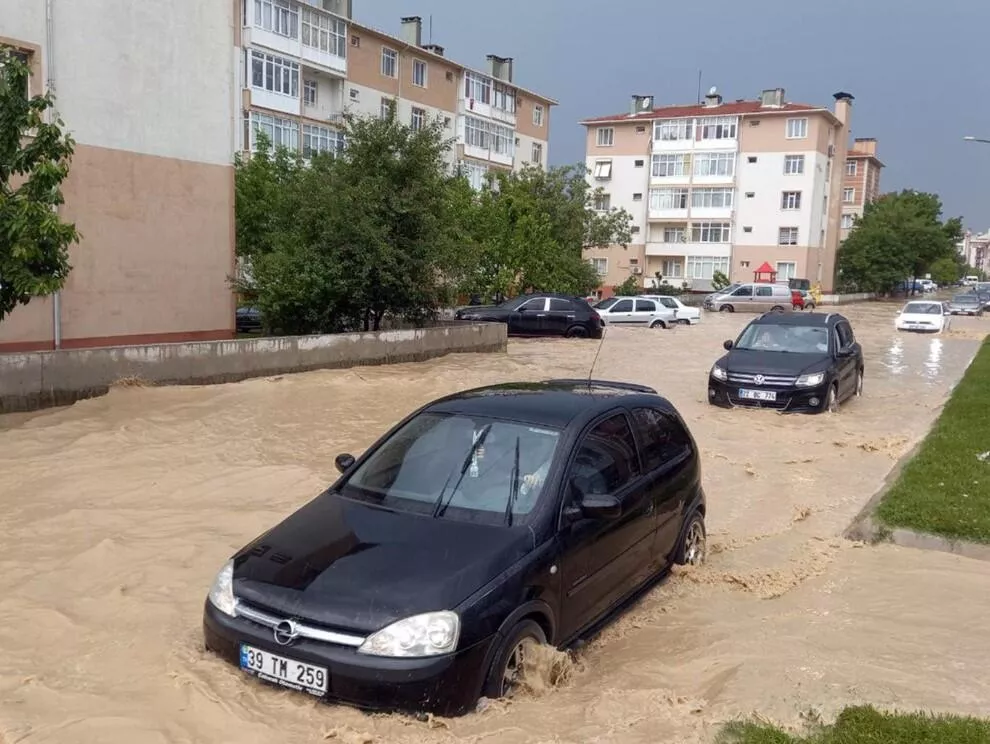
[2,303,990,743]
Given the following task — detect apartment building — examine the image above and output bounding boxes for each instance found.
[237,2,555,186]
[958,229,990,274]
[840,138,884,238]
[0,1,236,352]
[581,87,854,295]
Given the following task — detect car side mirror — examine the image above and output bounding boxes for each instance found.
[334,453,356,473]
[837,347,854,358]
[723,340,733,350]
[579,493,622,520]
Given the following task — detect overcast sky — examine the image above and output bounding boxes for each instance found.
[361,0,988,231]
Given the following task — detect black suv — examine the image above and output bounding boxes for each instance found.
[454,293,604,338]
[707,312,864,413]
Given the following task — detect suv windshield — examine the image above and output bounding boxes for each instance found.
[903,302,942,315]
[342,412,561,525]
[735,323,830,354]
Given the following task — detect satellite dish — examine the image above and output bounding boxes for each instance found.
[708,86,718,96]
[640,96,652,110]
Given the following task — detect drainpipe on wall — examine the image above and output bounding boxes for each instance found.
[46,0,62,349]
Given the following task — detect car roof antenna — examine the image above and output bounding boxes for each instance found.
[586,326,608,391]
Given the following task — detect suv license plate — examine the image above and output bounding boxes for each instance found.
[240,644,328,695]
[739,389,776,401]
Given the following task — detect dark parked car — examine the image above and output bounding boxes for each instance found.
[203,379,707,716]
[236,306,263,334]
[708,312,864,413]
[454,294,604,338]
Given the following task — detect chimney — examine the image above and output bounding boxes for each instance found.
[486,54,513,82]
[703,86,722,107]
[422,43,444,56]
[400,16,422,47]
[833,91,854,126]
[759,88,785,108]
[853,137,877,156]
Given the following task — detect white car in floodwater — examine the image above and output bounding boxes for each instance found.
[895,300,950,333]
[639,295,702,324]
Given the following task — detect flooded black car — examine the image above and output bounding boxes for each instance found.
[455,294,604,338]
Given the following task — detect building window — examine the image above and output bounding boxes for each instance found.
[490,121,514,157]
[778,227,799,245]
[254,0,298,38]
[301,9,346,56]
[381,48,398,77]
[661,259,683,278]
[459,160,488,190]
[593,194,611,211]
[776,262,797,280]
[303,79,317,106]
[747,156,757,163]
[590,258,608,275]
[247,111,299,152]
[412,59,427,87]
[691,221,730,243]
[650,188,688,210]
[784,154,804,174]
[693,152,735,177]
[464,71,491,103]
[843,187,855,203]
[652,153,690,177]
[781,191,802,210]
[786,118,808,138]
[380,97,395,119]
[250,50,299,97]
[634,159,644,167]
[846,160,857,176]
[533,104,544,126]
[350,34,360,47]
[654,119,693,141]
[691,187,733,209]
[662,226,686,243]
[492,84,516,114]
[630,225,640,234]
[531,142,543,164]
[698,116,738,140]
[632,192,642,201]
[686,255,730,280]
[841,214,854,229]
[349,87,359,101]
[410,107,425,131]
[596,127,614,146]
[593,160,612,179]
[464,115,488,148]
[302,123,344,157]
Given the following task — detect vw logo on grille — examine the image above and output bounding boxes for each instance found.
[753,374,765,385]
[273,619,299,646]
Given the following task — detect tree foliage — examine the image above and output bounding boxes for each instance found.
[0,50,79,323]
[836,190,963,294]
[235,116,633,335]
[612,276,641,296]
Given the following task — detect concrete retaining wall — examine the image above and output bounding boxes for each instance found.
[0,322,507,413]
[818,293,876,305]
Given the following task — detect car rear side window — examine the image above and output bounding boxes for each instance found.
[631,408,690,471]
[549,298,574,312]
[611,299,633,312]
[570,414,640,496]
[659,297,677,309]
[517,298,546,311]
[635,299,656,312]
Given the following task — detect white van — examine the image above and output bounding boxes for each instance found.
[702,283,793,313]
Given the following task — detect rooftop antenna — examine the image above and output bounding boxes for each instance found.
[586,325,608,390]
[696,70,702,105]
[428,15,433,44]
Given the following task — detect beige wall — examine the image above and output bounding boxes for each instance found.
[730,247,811,284]
[585,122,650,156]
[738,111,833,154]
[0,144,235,351]
[584,243,646,292]
[516,93,550,141]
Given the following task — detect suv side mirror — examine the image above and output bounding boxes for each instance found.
[334,453,356,473]
[723,339,733,350]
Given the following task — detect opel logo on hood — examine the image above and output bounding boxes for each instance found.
[753,374,765,385]
[273,619,299,646]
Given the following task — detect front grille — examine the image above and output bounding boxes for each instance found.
[234,599,366,647]
[726,372,797,387]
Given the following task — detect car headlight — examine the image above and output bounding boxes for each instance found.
[207,559,237,616]
[711,364,727,381]
[796,372,825,387]
[357,611,460,658]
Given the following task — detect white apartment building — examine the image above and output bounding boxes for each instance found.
[582,88,853,294]
[237,4,555,184]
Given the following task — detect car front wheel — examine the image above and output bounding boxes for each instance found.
[482,619,548,699]
[825,383,839,413]
[855,369,864,397]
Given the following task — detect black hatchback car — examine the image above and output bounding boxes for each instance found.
[707,312,864,413]
[203,379,707,716]
[454,293,604,338]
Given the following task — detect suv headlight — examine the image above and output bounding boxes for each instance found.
[796,372,825,387]
[711,364,727,381]
[207,560,237,616]
[357,612,460,658]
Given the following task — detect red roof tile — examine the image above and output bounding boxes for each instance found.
[580,100,823,125]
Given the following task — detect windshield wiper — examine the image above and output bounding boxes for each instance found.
[433,424,492,518]
[504,436,521,526]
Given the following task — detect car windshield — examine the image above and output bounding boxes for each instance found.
[903,302,942,315]
[735,323,830,354]
[594,298,618,310]
[342,412,561,525]
[953,294,978,304]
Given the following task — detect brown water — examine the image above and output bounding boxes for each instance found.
[2,305,989,743]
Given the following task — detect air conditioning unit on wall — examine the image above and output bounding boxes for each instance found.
[630,266,642,275]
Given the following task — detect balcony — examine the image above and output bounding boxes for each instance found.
[242,3,347,78]
[459,98,516,125]
[248,87,301,117]
[648,206,688,221]
[301,72,345,124]
[645,242,732,258]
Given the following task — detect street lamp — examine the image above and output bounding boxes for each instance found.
[964,136,990,144]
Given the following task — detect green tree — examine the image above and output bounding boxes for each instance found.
[0,50,80,323]
[612,275,641,296]
[929,256,962,286]
[711,270,731,290]
[836,190,962,294]
[463,164,632,299]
